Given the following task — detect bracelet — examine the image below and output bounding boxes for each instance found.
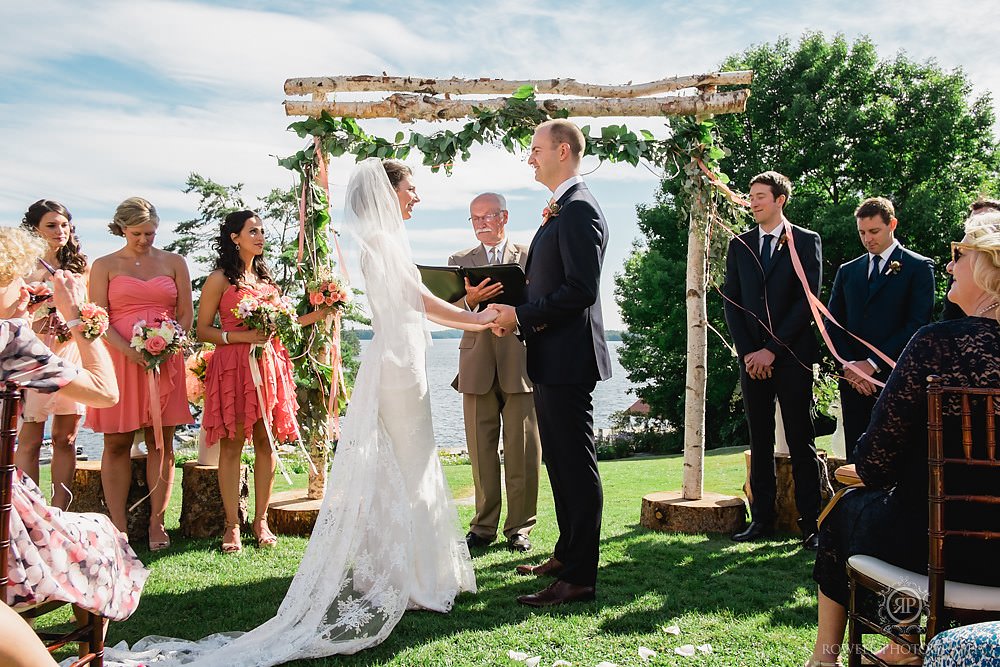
[75,303,110,340]
[221,331,230,345]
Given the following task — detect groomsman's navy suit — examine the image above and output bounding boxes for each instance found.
[516,181,611,588]
[722,222,825,532]
[826,245,934,460]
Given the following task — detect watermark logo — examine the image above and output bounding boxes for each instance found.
[877,577,927,634]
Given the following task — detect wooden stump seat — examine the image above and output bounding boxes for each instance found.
[70,457,151,545]
[180,461,248,538]
[742,450,838,532]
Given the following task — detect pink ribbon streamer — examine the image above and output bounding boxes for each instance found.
[147,369,165,451]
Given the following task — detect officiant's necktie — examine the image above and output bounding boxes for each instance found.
[489,248,499,265]
[760,235,774,271]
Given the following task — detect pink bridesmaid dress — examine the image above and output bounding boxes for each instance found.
[202,283,300,445]
[85,275,194,434]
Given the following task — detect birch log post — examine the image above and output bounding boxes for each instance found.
[284,90,749,120]
[682,182,709,500]
[284,71,753,97]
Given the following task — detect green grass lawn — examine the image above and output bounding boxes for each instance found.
[38,446,827,666]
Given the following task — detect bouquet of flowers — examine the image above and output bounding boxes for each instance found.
[130,316,187,371]
[78,302,110,340]
[307,274,351,311]
[232,291,300,355]
[185,344,214,407]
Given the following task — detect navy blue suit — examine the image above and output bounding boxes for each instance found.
[723,222,825,529]
[826,245,934,460]
[515,181,611,587]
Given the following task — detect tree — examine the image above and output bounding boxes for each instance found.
[617,32,999,446]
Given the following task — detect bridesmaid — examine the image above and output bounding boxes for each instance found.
[86,197,194,550]
[197,210,329,553]
[15,200,89,509]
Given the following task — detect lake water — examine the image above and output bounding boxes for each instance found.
[73,339,633,457]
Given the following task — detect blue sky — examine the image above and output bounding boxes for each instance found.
[1,0,996,329]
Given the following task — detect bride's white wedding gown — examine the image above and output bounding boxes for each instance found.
[100,159,475,666]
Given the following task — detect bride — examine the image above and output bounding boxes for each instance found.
[110,158,497,665]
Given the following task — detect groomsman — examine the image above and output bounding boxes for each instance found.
[448,192,541,554]
[827,197,934,461]
[490,119,612,606]
[723,171,825,550]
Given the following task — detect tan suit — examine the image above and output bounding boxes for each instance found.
[449,242,541,540]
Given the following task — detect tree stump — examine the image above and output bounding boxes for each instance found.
[180,462,248,538]
[640,491,746,534]
[70,456,151,544]
[267,489,323,536]
[743,450,836,532]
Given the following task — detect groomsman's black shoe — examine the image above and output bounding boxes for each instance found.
[465,532,495,550]
[731,521,775,542]
[506,534,532,552]
[801,532,820,551]
[517,580,595,608]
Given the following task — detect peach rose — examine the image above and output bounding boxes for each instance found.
[145,335,167,355]
[309,291,326,306]
[324,295,337,307]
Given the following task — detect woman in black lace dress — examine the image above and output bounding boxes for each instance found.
[805,211,1000,667]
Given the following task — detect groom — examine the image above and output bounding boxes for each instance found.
[490,119,612,607]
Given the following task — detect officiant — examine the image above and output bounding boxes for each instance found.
[448,192,540,553]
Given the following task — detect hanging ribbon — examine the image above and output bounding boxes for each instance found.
[128,366,167,513]
[248,344,294,485]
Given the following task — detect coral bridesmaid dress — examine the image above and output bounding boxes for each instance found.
[86,275,193,434]
[202,283,300,445]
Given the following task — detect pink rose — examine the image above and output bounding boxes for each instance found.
[326,281,339,293]
[336,290,350,303]
[325,295,337,306]
[80,302,99,318]
[145,335,167,355]
[309,291,326,306]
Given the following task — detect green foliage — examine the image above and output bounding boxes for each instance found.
[715,31,999,282]
[285,92,678,173]
[618,33,1000,449]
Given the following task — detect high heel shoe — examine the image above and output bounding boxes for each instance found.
[149,526,171,552]
[253,517,278,548]
[221,523,242,554]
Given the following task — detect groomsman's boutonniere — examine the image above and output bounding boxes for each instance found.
[541,201,560,226]
[887,260,902,276]
[775,232,788,252]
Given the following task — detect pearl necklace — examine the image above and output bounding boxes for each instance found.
[977,302,1000,316]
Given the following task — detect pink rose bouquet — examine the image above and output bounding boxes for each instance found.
[306,275,350,310]
[130,315,186,370]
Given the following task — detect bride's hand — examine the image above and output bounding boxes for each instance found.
[475,309,498,326]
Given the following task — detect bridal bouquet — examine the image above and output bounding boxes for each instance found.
[232,292,300,355]
[307,274,351,311]
[130,316,187,371]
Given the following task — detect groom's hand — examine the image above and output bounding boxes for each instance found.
[489,323,511,337]
[488,303,518,330]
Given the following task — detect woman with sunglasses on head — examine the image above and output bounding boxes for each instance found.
[14,200,89,509]
[805,211,1000,666]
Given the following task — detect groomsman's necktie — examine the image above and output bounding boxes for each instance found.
[869,255,882,285]
[760,234,774,271]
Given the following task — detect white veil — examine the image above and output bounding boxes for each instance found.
[98,158,473,666]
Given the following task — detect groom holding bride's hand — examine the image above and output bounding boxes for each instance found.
[489,119,612,607]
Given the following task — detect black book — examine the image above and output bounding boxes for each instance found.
[416,263,526,306]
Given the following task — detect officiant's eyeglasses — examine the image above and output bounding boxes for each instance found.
[469,212,505,224]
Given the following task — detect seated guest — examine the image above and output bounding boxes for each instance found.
[805,212,1000,666]
[0,227,146,647]
[924,621,1000,666]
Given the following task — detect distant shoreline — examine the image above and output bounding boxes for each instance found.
[347,329,624,341]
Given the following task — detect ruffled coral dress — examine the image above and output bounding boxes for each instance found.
[202,283,300,445]
[85,275,194,434]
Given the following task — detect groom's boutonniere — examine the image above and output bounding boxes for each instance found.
[887,260,902,276]
[541,201,560,226]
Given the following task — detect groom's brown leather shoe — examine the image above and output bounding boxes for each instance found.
[515,557,563,577]
[517,580,596,607]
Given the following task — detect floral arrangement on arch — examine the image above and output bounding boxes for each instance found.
[184,344,215,407]
[130,316,187,371]
[307,272,350,311]
[232,290,300,355]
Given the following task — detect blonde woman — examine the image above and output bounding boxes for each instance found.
[806,211,1000,666]
[85,197,194,551]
